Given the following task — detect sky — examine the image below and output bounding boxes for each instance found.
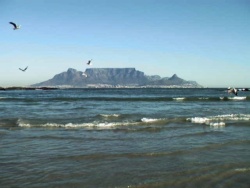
[0,0,249,87]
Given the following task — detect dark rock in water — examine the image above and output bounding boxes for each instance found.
[31,68,203,88]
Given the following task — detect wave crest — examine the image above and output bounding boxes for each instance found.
[99,114,120,118]
[187,114,250,126]
[141,118,161,123]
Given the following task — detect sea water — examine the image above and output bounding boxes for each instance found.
[0,88,250,188]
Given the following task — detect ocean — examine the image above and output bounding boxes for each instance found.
[0,88,250,188]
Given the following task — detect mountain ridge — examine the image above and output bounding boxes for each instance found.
[32,68,203,88]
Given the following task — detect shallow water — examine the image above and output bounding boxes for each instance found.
[0,88,250,187]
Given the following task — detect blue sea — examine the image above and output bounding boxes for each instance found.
[0,88,250,188]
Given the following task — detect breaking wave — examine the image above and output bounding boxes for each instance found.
[141,118,161,122]
[187,114,250,127]
[234,168,250,172]
[17,119,142,129]
[99,114,121,118]
[173,97,185,101]
[4,114,249,129]
[220,96,247,100]
[16,117,170,129]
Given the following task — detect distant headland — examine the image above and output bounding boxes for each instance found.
[0,87,58,91]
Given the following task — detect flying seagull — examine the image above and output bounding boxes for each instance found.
[82,72,88,77]
[87,59,92,65]
[19,66,28,72]
[227,87,249,96]
[9,22,21,30]
[227,87,238,96]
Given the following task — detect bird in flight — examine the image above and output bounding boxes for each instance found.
[82,72,88,77]
[227,87,238,96]
[9,22,21,30]
[227,87,249,96]
[87,59,92,65]
[19,66,28,72]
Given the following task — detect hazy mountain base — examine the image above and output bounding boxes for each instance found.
[32,68,203,88]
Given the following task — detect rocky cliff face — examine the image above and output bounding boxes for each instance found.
[84,68,147,85]
[32,68,202,88]
[33,68,85,87]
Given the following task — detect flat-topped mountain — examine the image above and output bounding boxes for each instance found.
[32,68,202,88]
[84,68,147,85]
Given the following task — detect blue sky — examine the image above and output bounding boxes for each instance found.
[0,0,249,87]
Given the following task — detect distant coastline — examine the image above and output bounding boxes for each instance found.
[0,85,202,90]
[0,87,58,91]
[1,68,204,89]
[31,68,203,88]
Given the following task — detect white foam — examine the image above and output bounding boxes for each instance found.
[187,117,226,127]
[214,114,250,121]
[17,119,32,127]
[209,122,225,127]
[235,168,250,172]
[173,97,185,101]
[141,118,160,123]
[228,96,246,100]
[17,120,140,129]
[189,117,210,124]
[18,123,32,127]
[187,114,250,126]
[64,122,117,129]
[44,123,117,129]
[189,114,250,122]
[100,114,120,118]
[67,121,140,129]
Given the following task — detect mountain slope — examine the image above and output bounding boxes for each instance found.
[32,68,202,88]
